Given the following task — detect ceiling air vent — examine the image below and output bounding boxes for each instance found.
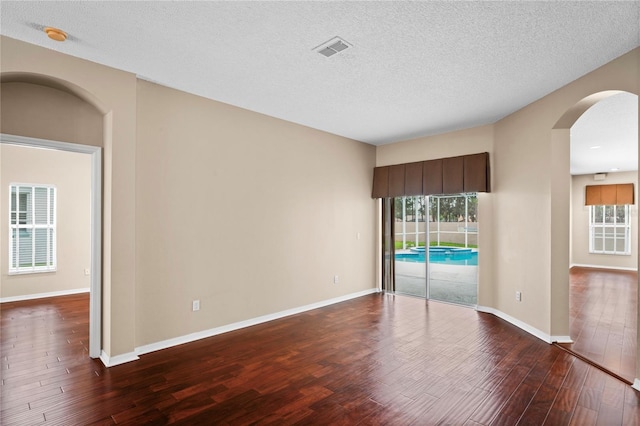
[314,37,351,58]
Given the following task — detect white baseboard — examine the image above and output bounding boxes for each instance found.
[100,350,139,368]
[570,263,637,272]
[551,336,573,344]
[477,306,575,344]
[0,288,90,303]
[477,305,552,343]
[633,379,640,392]
[136,288,380,357]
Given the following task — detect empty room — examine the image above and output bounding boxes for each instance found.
[1,2,639,424]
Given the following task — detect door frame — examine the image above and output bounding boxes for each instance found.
[1,133,102,358]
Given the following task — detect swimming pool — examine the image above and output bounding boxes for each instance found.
[395,247,478,266]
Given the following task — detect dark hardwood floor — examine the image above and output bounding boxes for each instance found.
[561,267,637,384]
[2,292,639,425]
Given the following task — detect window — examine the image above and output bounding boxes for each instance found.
[589,204,630,255]
[9,184,56,274]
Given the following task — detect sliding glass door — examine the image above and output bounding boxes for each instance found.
[391,194,478,306]
[427,194,478,306]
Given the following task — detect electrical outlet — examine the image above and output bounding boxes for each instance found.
[192,300,200,311]
[356,232,361,240]
[84,268,90,276]
[516,291,522,302]
[334,275,339,284]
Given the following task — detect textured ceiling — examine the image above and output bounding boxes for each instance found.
[0,1,638,173]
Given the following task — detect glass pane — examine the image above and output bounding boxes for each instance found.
[616,206,626,224]
[604,205,614,223]
[593,227,603,251]
[35,229,48,266]
[11,228,17,268]
[34,187,48,224]
[50,229,55,267]
[593,206,603,223]
[394,196,427,298]
[428,194,478,306]
[604,236,614,252]
[615,238,627,252]
[416,196,426,222]
[10,187,17,225]
[18,228,33,268]
[18,187,32,224]
[50,188,55,224]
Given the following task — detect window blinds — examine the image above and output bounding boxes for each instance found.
[9,184,56,273]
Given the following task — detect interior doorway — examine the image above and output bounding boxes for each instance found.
[0,133,102,358]
[556,90,638,383]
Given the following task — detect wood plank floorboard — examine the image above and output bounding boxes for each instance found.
[562,267,637,383]
[2,292,639,425]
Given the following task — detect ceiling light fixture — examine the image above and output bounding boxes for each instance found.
[314,37,351,58]
[589,145,601,149]
[610,167,620,171]
[44,27,67,42]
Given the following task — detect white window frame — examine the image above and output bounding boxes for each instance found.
[9,183,57,274]
[589,204,630,255]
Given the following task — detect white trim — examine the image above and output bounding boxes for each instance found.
[476,307,574,344]
[570,263,637,272]
[1,133,102,359]
[0,287,89,303]
[100,350,139,368]
[476,305,552,343]
[551,336,573,344]
[632,379,640,392]
[136,289,380,357]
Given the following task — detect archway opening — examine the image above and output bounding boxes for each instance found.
[552,90,638,384]
[0,73,107,359]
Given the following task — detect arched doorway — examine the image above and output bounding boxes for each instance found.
[0,73,107,358]
[551,90,639,387]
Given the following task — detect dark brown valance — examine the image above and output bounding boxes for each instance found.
[585,183,634,206]
[372,152,490,198]
[371,166,390,198]
[388,165,406,197]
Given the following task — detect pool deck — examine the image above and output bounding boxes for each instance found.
[394,260,478,305]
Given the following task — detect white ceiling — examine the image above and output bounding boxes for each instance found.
[1,1,638,173]
[571,92,638,175]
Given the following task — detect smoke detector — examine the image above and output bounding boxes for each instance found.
[314,37,351,58]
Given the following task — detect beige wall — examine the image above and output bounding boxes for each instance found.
[376,124,494,167]
[0,82,103,147]
[571,172,638,270]
[135,81,376,345]
[0,144,91,298]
